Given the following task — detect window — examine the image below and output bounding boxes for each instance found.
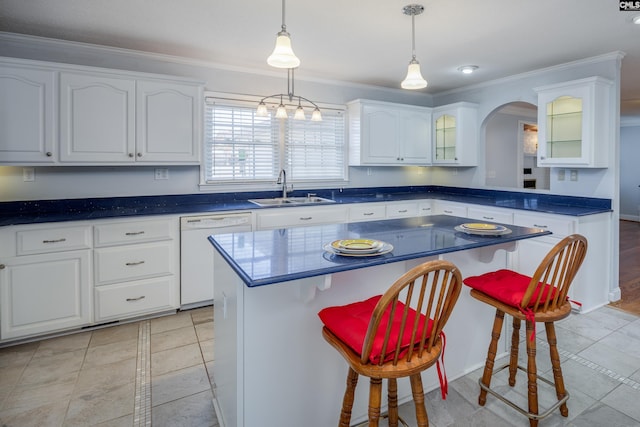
[204,97,346,184]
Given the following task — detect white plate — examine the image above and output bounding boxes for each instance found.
[455,225,512,236]
[323,242,393,257]
[330,239,384,254]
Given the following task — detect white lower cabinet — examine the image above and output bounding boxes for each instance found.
[433,201,468,217]
[386,201,419,218]
[467,207,513,224]
[0,250,91,339]
[95,276,175,321]
[255,205,348,230]
[348,203,386,222]
[93,218,179,322]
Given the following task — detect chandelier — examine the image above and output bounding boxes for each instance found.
[256,68,322,121]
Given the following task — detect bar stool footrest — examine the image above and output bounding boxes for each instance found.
[479,362,570,421]
[352,413,410,427]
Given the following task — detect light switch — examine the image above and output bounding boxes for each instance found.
[22,167,35,182]
[570,170,578,181]
[154,168,169,180]
[558,169,565,181]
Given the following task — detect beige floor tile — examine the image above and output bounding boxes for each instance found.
[0,400,68,427]
[2,371,77,415]
[190,306,214,325]
[34,331,91,358]
[151,343,203,377]
[93,413,134,426]
[65,381,135,426]
[195,322,214,342]
[150,312,193,334]
[151,325,198,353]
[152,364,211,407]
[19,349,85,386]
[0,341,38,368]
[89,322,139,347]
[151,389,218,427]
[0,364,25,390]
[74,358,137,396]
[82,339,137,369]
[199,339,214,363]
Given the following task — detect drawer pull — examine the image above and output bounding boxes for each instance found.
[125,231,145,236]
[42,238,67,244]
[299,217,312,221]
[363,212,374,216]
[533,224,548,228]
[398,209,408,213]
[483,216,494,220]
[126,296,146,302]
[444,210,453,214]
[125,260,145,266]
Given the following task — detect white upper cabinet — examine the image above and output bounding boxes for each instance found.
[0,57,203,165]
[61,72,202,164]
[60,72,136,162]
[348,99,432,166]
[0,63,56,164]
[432,102,478,166]
[534,77,613,168]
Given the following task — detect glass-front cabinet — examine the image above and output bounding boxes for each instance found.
[431,102,478,166]
[535,77,613,168]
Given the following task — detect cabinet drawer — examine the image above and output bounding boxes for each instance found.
[434,202,468,217]
[94,241,175,285]
[16,226,92,255]
[94,277,176,321]
[386,202,418,218]
[417,201,433,216]
[348,204,386,222]
[467,207,513,225]
[256,206,347,230]
[512,213,575,237]
[94,218,175,247]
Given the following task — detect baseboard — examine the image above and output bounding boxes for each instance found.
[620,215,640,222]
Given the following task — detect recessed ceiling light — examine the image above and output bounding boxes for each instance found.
[457,65,478,74]
[633,15,640,24]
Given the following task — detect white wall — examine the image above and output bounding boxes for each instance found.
[620,122,640,220]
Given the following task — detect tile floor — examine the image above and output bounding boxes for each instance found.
[1,304,639,426]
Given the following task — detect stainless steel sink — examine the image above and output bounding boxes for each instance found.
[248,196,336,207]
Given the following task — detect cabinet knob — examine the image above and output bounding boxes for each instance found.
[128,153,134,158]
[46,152,52,157]
[540,156,546,160]
[0,264,5,269]
[137,153,142,157]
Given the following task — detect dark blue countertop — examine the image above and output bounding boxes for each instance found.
[0,185,611,227]
[208,215,552,287]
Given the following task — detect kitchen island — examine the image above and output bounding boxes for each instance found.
[208,215,551,427]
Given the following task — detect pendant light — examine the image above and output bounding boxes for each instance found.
[267,0,300,69]
[256,68,322,121]
[401,4,427,90]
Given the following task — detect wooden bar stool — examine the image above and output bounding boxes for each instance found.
[463,234,587,427]
[318,260,462,427]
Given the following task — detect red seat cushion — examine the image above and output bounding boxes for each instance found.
[318,295,433,364]
[463,269,556,308]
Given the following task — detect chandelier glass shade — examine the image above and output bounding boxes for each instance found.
[256,69,322,121]
[401,4,427,90]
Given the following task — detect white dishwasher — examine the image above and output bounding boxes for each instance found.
[180,212,253,308]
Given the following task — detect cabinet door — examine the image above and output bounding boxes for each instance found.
[60,72,136,162]
[432,103,478,166]
[0,250,91,340]
[0,65,56,163]
[535,77,612,167]
[399,109,431,164]
[433,201,467,217]
[361,106,400,164]
[433,113,457,163]
[136,81,201,163]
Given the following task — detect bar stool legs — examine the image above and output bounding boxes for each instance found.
[545,322,568,417]
[478,309,504,406]
[339,368,359,427]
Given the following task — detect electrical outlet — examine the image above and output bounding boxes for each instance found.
[366,167,372,176]
[22,167,35,182]
[558,169,565,181]
[570,169,578,181]
[154,168,169,180]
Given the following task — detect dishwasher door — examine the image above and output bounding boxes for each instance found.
[180,213,253,308]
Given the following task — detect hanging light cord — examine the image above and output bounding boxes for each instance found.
[280,0,287,32]
[410,9,417,61]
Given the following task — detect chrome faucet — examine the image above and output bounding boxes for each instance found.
[276,169,288,198]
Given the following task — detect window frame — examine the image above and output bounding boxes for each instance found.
[200,92,349,191]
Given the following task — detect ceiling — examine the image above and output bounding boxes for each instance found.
[1,0,640,118]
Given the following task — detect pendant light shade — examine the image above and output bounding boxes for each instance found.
[401,58,427,89]
[401,4,427,90]
[311,107,322,122]
[275,96,288,119]
[267,0,300,69]
[256,101,269,117]
[267,31,300,68]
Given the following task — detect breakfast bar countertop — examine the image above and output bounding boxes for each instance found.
[208,214,551,287]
